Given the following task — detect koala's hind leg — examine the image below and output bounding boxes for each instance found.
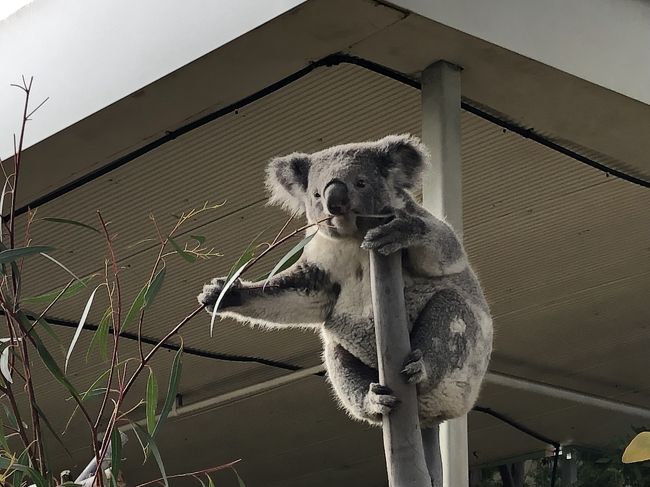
[410,288,490,423]
[323,342,399,424]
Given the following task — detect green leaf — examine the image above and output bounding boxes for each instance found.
[0,179,9,243]
[0,415,7,451]
[146,369,158,435]
[41,217,99,233]
[206,474,215,487]
[110,428,123,484]
[144,267,166,308]
[24,275,94,303]
[18,311,83,404]
[0,245,54,264]
[190,235,206,245]
[123,284,148,331]
[169,237,196,263]
[87,307,112,362]
[0,455,48,487]
[624,432,650,464]
[232,468,247,487]
[133,423,169,487]
[32,316,62,348]
[153,346,183,438]
[1,402,18,430]
[210,260,249,337]
[193,475,208,487]
[40,252,83,283]
[65,285,101,372]
[226,231,264,282]
[34,401,72,457]
[263,232,315,289]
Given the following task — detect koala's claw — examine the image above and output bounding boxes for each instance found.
[401,349,427,384]
[361,219,408,255]
[365,383,400,417]
[197,277,242,313]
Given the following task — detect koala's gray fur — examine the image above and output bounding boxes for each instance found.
[198,134,492,429]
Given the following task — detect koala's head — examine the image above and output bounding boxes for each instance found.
[265,134,428,239]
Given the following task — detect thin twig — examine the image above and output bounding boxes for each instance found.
[133,459,242,487]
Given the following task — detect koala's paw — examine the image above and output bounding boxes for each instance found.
[365,383,400,417]
[197,277,243,313]
[401,349,427,384]
[361,213,412,255]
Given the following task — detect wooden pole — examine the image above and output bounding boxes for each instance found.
[369,250,430,487]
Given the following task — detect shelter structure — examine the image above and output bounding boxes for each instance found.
[1,1,649,485]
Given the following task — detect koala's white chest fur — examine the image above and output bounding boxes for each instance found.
[305,233,373,316]
[303,233,382,366]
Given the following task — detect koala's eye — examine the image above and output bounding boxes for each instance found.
[313,192,321,198]
[355,180,366,188]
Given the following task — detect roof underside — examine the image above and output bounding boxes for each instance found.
[13,62,650,485]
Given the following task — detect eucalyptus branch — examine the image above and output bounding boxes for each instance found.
[241,216,330,278]
[94,212,123,458]
[133,459,242,487]
[96,305,204,470]
[17,329,45,474]
[22,279,74,338]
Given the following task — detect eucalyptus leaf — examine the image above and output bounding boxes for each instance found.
[263,232,315,289]
[111,428,123,485]
[66,285,101,372]
[133,423,169,487]
[40,252,83,283]
[233,468,247,487]
[87,307,112,362]
[153,346,182,438]
[190,235,206,245]
[210,260,249,337]
[24,275,94,304]
[146,369,158,435]
[34,401,72,457]
[1,402,18,430]
[0,245,53,264]
[169,237,196,263]
[123,284,148,331]
[41,217,99,233]
[0,411,8,450]
[17,311,83,403]
[144,267,166,308]
[0,179,8,243]
[0,455,47,487]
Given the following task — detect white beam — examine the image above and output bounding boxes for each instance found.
[486,371,650,420]
[421,60,467,487]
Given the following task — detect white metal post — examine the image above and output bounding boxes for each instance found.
[421,60,468,487]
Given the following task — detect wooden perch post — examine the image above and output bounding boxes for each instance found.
[369,250,431,487]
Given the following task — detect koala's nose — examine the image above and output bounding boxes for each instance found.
[324,180,350,216]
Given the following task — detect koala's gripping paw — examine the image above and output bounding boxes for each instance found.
[197,277,243,313]
[364,383,400,418]
[361,212,413,255]
[401,349,427,384]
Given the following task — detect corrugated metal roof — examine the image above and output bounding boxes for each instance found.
[14,63,650,481]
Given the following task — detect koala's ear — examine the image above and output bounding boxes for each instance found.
[378,134,429,189]
[265,152,311,214]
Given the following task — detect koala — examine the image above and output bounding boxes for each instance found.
[198,134,492,442]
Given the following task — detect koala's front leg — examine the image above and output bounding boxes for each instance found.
[197,263,338,328]
[324,342,400,424]
[361,207,466,277]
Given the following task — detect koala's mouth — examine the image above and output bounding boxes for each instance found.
[326,208,393,237]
